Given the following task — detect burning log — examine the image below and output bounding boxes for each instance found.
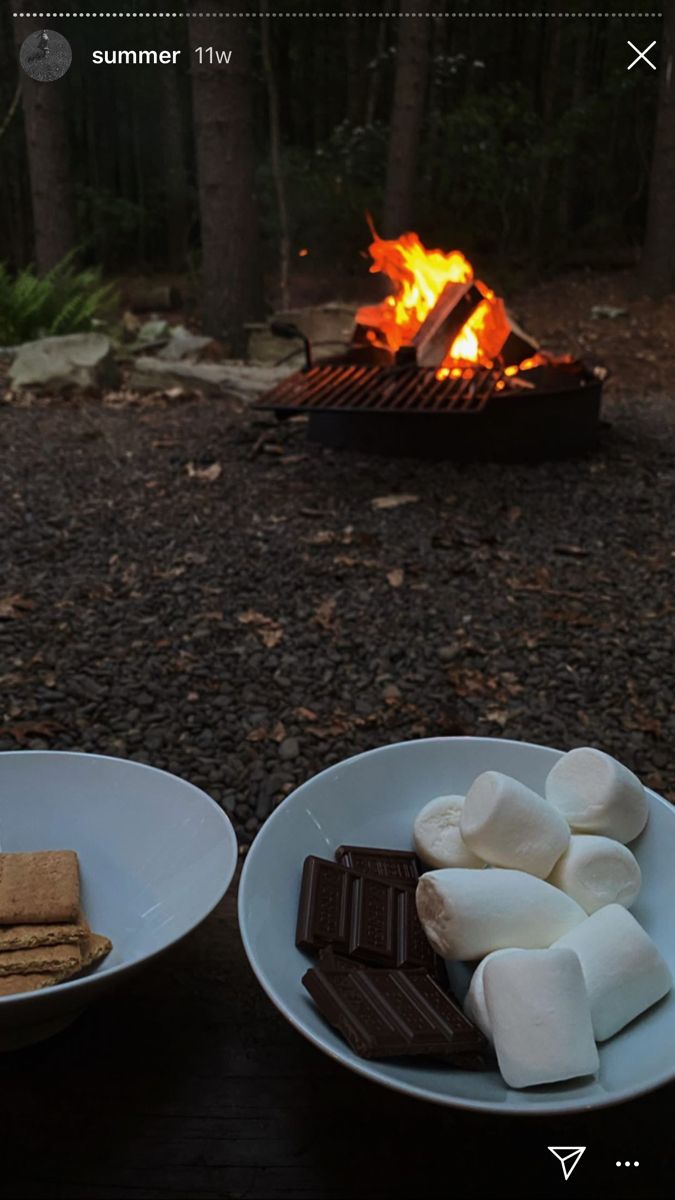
[410,281,483,368]
[501,314,540,368]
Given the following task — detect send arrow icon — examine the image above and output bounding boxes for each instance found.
[548,1146,586,1180]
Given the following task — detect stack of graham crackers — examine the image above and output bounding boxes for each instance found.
[0,850,112,997]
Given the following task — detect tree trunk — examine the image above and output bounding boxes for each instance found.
[641,7,675,296]
[529,19,563,260]
[345,13,366,126]
[12,7,76,272]
[189,7,262,351]
[365,18,388,126]
[557,28,588,239]
[382,2,432,237]
[261,4,290,310]
[159,26,189,272]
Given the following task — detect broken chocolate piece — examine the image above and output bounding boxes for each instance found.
[303,964,488,1063]
[396,886,437,972]
[348,875,398,966]
[335,845,419,887]
[296,856,352,953]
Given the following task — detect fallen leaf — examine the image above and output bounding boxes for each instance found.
[554,544,589,557]
[6,720,61,743]
[271,720,287,742]
[313,597,337,630]
[485,709,509,727]
[387,568,405,588]
[333,554,381,569]
[280,454,307,465]
[0,594,35,620]
[186,461,222,482]
[294,706,318,721]
[153,565,186,579]
[372,494,419,510]
[305,530,336,545]
[246,726,268,742]
[237,609,284,648]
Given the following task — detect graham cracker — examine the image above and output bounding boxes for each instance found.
[0,942,82,977]
[0,973,63,997]
[80,932,112,969]
[0,916,88,952]
[0,851,80,925]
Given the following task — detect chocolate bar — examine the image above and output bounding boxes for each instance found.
[303,964,488,1063]
[298,856,435,972]
[296,857,351,952]
[335,845,419,887]
[348,875,398,966]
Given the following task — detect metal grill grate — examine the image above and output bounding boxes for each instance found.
[256,363,503,415]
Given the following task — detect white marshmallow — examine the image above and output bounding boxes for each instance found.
[460,771,570,877]
[413,795,484,869]
[547,834,641,914]
[553,904,672,1041]
[545,747,648,844]
[415,867,586,960]
[483,947,599,1089]
[463,949,518,1039]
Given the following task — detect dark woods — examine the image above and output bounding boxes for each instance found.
[0,2,673,349]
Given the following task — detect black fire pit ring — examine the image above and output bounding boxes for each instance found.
[256,357,605,462]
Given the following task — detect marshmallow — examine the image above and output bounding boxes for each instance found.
[463,949,518,1039]
[413,795,484,869]
[553,904,672,1041]
[483,947,599,1089]
[459,771,570,877]
[547,834,641,914]
[545,747,648,844]
[415,867,586,960]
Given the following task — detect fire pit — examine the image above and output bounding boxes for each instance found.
[257,232,605,460]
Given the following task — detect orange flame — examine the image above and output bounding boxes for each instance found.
[356,230,513,371]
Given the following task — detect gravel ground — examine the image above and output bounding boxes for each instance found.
[1,386,674,849]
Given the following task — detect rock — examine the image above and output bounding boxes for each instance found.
[439,643,463,662]
[246,303,358,366]
[138,319,170,343]
[157,325,216,361]
[279,737,300,761]
[9,333,119,392]
[127,357,294,399]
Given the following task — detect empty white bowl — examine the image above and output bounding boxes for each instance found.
[239,736,675,1114]
[0,751,237,1049]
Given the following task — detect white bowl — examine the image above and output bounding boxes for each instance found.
[0,751,238,1049]
[239,736,675,1115]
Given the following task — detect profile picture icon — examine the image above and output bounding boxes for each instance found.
[19,29,72,82]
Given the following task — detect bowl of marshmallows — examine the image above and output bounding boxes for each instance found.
[239,735,675,1113]
[415,746,671,1094]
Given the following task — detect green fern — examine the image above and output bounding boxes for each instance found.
[0,257,117,344]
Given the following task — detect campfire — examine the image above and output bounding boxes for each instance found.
[354,229,543,379]
[257,229,605,460]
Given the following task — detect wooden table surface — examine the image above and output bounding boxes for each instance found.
[1,873,670,1200]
